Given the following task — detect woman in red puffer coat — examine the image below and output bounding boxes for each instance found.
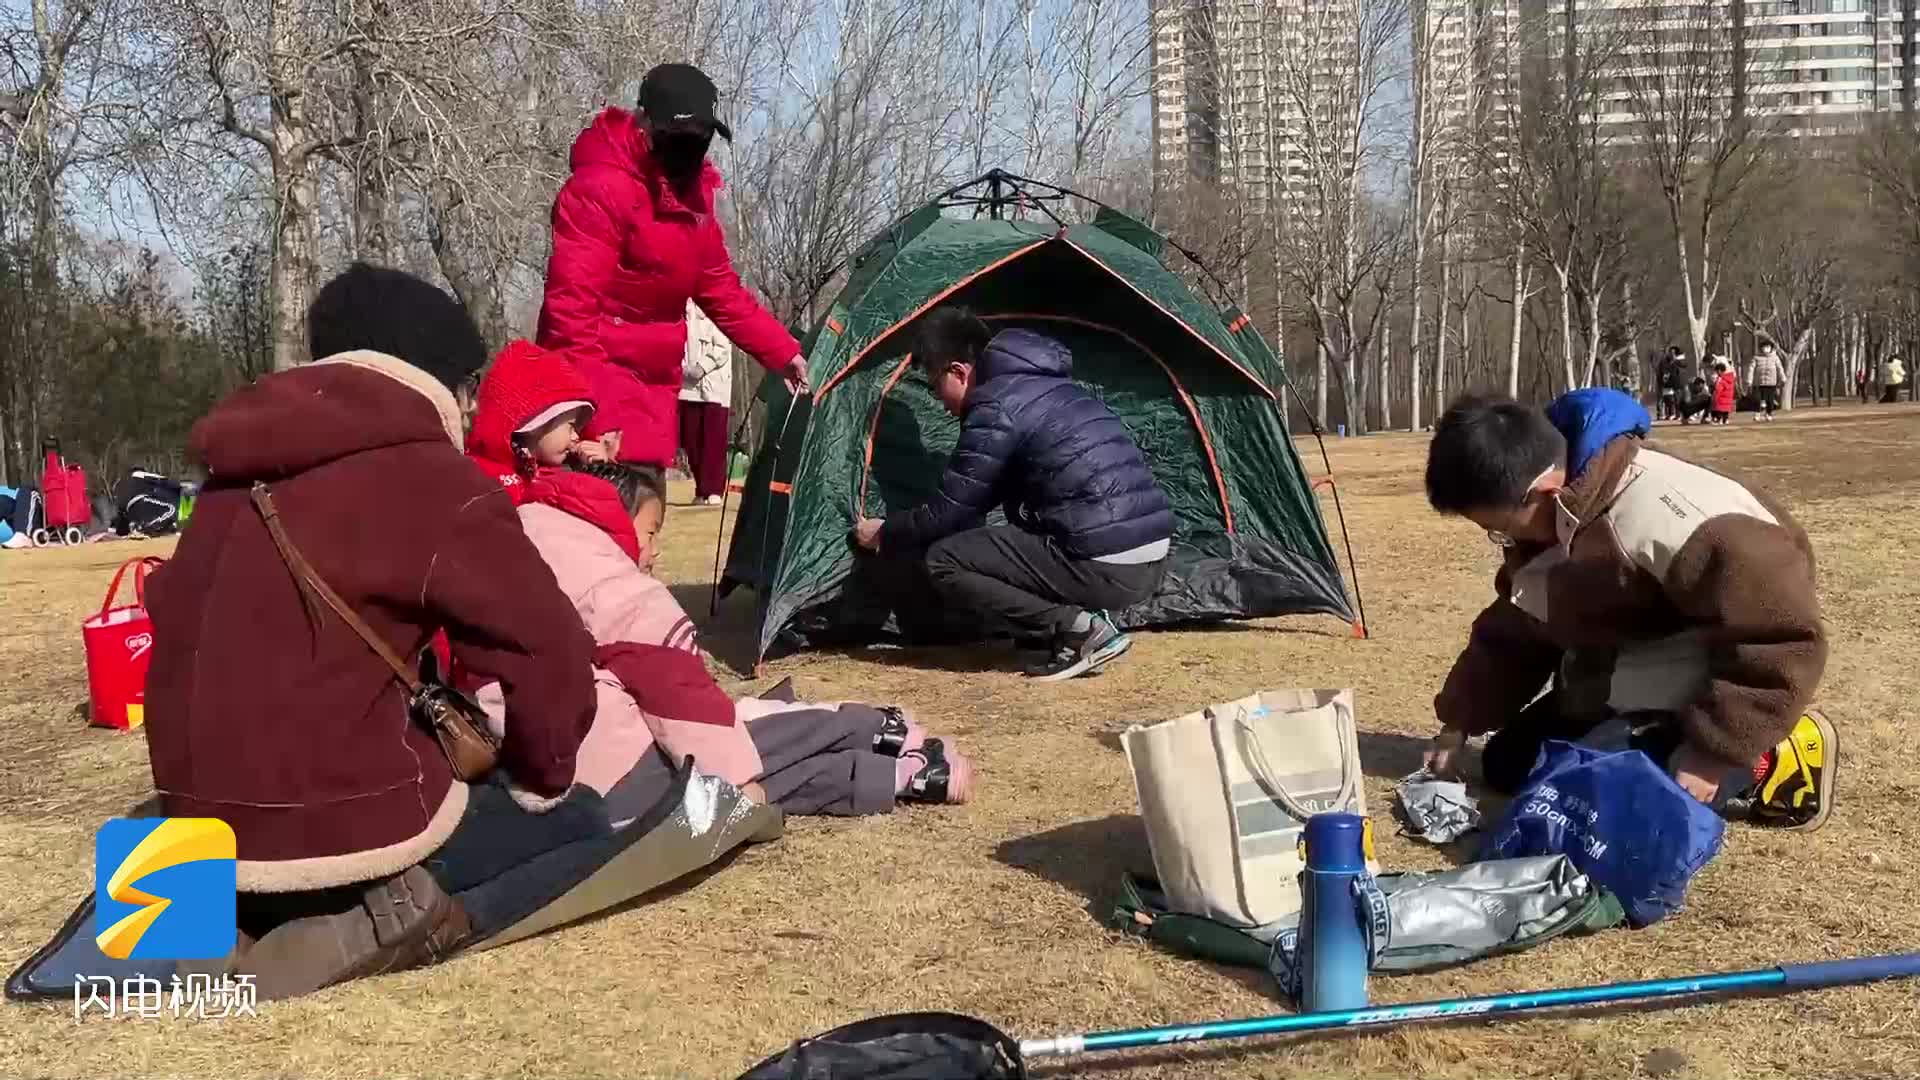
[537,63,807,469]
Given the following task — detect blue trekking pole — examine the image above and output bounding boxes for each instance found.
[1016,953,1920,1059]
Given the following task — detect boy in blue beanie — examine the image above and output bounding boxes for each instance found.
[1420,389,1837,831]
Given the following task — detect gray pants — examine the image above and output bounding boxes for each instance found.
[603,703,899,822]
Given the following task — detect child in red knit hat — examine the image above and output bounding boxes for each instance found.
[466,339,615,503]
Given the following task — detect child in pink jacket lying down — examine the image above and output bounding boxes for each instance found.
[477,461,975,823]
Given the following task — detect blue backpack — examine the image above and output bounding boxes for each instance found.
[1481,740,1725,927]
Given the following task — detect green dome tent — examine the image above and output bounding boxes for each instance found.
[719,172,1360,663]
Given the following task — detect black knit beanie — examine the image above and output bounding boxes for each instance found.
[307,263,489,390]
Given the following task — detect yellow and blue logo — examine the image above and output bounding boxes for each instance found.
[94,818,236,960]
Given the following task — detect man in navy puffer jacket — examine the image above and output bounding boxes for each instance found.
[853,307,1173,680]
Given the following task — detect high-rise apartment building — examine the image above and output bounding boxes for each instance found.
[1151,0,1512,207]
[1551,0,1904,137]
[1150,0,1913,202]
[1150,0,1309,212]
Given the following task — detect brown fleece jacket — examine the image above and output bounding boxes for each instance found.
[145,352,598,892]
[1436,435,1827,769]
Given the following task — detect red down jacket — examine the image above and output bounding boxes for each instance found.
[536,107,799,468]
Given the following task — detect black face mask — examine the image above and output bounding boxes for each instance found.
[652,130,713,182]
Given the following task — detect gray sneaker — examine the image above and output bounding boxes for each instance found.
[1024,612,1132,682]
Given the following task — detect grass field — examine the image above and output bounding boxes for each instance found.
[2,403,1917,1079]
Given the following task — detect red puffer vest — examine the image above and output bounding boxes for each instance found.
[535,108,798,468]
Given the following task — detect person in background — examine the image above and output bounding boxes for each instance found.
[1880,355,1908,403]
[1420,390,1835,831]
[1656,346,1685,421]
[850,307,1174,682]
[1749,339,1785,422]
[537,62,806,471]
[1678,374,1713,425]
[679,301,734,505]
[1710,360,1737,424]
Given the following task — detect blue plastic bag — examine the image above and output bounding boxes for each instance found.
[1481,740,1724,927]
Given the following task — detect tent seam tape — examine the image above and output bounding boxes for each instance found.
[857,355,916,516]
[1059,236,1277,402]
[813,238,1053,401]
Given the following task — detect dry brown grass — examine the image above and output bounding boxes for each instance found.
[2,403,1918,1080]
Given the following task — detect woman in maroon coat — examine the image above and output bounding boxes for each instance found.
[537,63,806,469]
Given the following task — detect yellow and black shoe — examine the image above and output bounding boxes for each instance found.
[1733,710,1838,832]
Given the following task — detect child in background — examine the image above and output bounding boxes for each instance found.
[476,460,976,823]
[464,339,615,504]
[1710,361,1737,424]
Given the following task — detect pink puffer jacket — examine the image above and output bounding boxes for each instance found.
[476,503,817,791]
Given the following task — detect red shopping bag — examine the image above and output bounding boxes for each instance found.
[82,556,165,730]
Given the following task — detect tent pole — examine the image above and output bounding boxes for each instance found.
[709,409,760,617]
[1285,379,1370,639]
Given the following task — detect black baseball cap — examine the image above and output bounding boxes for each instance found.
[638,63,731,141]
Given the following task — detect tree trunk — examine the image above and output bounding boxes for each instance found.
[1783,325,1815,411]
[0,383,10,488]
[268,5,319,372]
[349,36,392,263]
[1352,337,1368,436]
[1556,265,1576,393]
[1434,246,1453,419]
[1458,284,1473,389]
[1272,214,1287,369]
[1408,190,1426,433]
[1579,281,1605,390]
[1843,313,1858,401]
[1379,320,1392,431]
[1507,244,1526,398]
[1315,336,1329,430]
[270,152,320,371]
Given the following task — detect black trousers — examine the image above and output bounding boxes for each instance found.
[921,525,1165,640]
[1755,385,1780,414]
[1481,690,1753,814]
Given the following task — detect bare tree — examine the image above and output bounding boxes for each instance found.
[1735,219,1846,411]
[1056,0,1150,190]
[724,0,937,326]
[1854,114,1920,277]
[1473,5,1632,396]
[1619,0,1778,368]
[0,0,123,481]
[1405,0,1478,430]
[1263,0,1411,434]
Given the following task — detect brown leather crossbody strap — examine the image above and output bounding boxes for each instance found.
[250,482,424,695]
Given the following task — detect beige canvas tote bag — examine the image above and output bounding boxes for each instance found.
[1122,688,1368,929]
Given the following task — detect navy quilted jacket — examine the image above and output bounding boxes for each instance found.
[880,329,1174,558]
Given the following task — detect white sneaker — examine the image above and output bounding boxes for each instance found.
[1,533,31,549]
[701,494,722,506]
